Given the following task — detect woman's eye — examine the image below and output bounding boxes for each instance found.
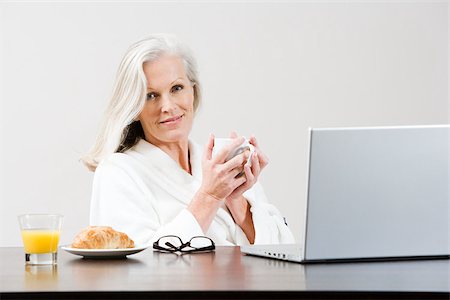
[171,85,184,93]
[146,93,157,100]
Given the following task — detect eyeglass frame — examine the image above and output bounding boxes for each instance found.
[153,235,216,253]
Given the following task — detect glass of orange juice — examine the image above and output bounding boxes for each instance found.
[18,214,63,265]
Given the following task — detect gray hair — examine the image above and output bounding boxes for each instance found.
[81,34,201,171]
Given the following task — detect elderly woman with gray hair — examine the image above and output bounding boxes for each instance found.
[83,34,294,247]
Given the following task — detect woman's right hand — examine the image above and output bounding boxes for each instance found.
[199,134,248,201]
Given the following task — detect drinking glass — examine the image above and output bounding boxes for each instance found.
[18,214,63,265]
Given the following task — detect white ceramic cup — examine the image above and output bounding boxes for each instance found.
[212,137,255,166]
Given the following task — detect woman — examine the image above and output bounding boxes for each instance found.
[82,34,294,246]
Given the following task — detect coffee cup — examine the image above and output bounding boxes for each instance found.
[212,137,255,166]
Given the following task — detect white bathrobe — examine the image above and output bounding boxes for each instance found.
[90,139,295,246]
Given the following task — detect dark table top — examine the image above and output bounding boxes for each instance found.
[0,246,449,299]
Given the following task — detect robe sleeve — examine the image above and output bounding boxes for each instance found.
[89,154,204,246]
[240,182,295,245]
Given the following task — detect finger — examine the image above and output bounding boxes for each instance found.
[249,135,259,148]
[249,136,268,164]
[222,162,244,180]
[230,165,244,179]
[220,160,245,181]
[222,151,247,172]
[257,150,269,169]
[244,163,255,183]
[212,136,245,164]
[231,175,247,191]
[229,131,238,138]
[250,152,261,179]
[229,166,252,198]
[203,133,215,161]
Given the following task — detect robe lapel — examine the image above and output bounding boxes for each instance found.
[126,139,201,205]
[127,139,239,242]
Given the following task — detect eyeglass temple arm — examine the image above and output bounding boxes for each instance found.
[179,244,215,252]
[153,240,180,251]
[153,242,170,251]
[165,241,183,250]
[198,244,215,251]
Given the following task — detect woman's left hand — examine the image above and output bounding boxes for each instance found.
[225,132,269,225]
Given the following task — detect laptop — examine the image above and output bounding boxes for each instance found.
[241,125,450,263]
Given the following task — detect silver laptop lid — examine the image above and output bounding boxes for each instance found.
[304,125,449,261]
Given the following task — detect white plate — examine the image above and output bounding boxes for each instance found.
[61,245,148,258]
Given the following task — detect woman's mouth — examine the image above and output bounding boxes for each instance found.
[160,114,184,124]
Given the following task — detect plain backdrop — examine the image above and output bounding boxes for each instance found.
[0,1,448,246]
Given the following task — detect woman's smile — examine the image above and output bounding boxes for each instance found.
[159,114,184,128]
[160,114,184,124]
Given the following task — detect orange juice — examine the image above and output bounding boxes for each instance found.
[21,229,60,254]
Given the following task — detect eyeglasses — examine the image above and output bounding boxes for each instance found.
[153,235,215,254]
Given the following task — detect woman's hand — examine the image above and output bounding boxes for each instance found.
[198,134,249,201]
[189,134,249,233]
[225,132,269,202]
[223,132,269,244]
[188,132,267,235]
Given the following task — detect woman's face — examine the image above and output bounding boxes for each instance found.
[139,54,195,146]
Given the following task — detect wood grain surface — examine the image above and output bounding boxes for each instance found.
[0,246,448,299]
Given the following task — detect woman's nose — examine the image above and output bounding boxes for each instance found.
[159,94,176,113]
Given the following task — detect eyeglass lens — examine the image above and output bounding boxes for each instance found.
[189,237,212,249]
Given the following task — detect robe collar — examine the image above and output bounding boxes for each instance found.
[126,138,203,204]
[127,138,237,238]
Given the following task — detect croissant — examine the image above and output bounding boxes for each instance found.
[71,226,135,249]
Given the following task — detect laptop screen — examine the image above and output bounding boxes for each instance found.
[304,125,449,260]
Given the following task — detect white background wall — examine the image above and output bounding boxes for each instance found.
[0,1,448,246]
